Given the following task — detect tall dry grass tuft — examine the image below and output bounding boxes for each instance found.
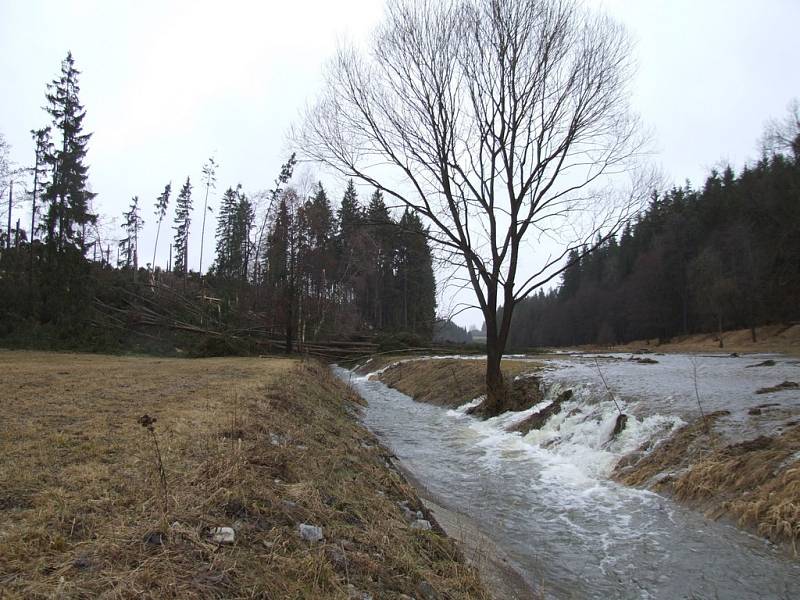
[615,409,800,553]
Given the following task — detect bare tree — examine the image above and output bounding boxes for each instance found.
[296,0,648,414]
[151,183,172,273]
[762,99,800,158]
[0,133,13,247]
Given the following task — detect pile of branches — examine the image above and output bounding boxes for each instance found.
[92,281,379,360]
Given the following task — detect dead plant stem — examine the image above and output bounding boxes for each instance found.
[594,357,623,416]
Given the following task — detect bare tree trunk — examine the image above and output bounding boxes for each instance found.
[152,220,162,273]
[484,341,505,416]
[285,289,294,354]
[199,186,209,276]
[30,163,39,288]
[133,217,139,282]
[6,180,12,250]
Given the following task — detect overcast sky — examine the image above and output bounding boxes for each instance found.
[1,0,799,328]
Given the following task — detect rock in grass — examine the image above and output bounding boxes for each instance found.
[209,527,235,544]
[142,531,164,546]
[299,523,324,542]
[416,580,439,599]
[347,584,374,600]
[398,501,415,521]
[411,519,432,530]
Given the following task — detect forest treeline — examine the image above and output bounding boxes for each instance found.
[0,53,436,354]
[2,52,798,355]
[505,134,800,349]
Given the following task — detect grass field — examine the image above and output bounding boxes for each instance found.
[0,351,488,599]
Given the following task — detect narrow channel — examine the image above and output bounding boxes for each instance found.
[335,355,800,599]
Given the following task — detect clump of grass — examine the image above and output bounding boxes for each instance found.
[615,410,800,552]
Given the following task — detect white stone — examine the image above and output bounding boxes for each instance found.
[299,523,324,542]
[411,519,432,531]
[209,526,235,544]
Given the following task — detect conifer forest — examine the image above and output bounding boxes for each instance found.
[1,50,798,357]
[0,53,437,355]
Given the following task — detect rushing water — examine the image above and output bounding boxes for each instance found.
[334,353,800,599]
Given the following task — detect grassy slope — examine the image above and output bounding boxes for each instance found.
[615,412,800,551]
[372,358,541,408]
[0,351,488,599]
[590,323,800,357]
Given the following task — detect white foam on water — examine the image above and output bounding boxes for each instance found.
[446,395,485,416]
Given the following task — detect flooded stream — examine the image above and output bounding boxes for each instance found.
[335,353,800,599]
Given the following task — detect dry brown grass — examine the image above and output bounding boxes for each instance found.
[614,411,800,551]
[0,351,489,599]
[590,323,800,356]
[376,359,541,408]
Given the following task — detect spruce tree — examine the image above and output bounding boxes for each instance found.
[172,177,193,275]
[366,189,395,328]
[304,183,336,297]
[151,183,171,272]
[199,156,217,275]
[213,187,237,278]
[254,154,296,285]
[337,179,364,302]
[119,196,144,278]
[236,192,254,280]
[396,209,436,336]
[29,127,51,245]
[213,185,253,281]
[338,179,362,242]
[42,52,96,253]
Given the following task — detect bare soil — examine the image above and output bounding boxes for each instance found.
[0,351,489,599]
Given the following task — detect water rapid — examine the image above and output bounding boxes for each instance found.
[334,354,800,599]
